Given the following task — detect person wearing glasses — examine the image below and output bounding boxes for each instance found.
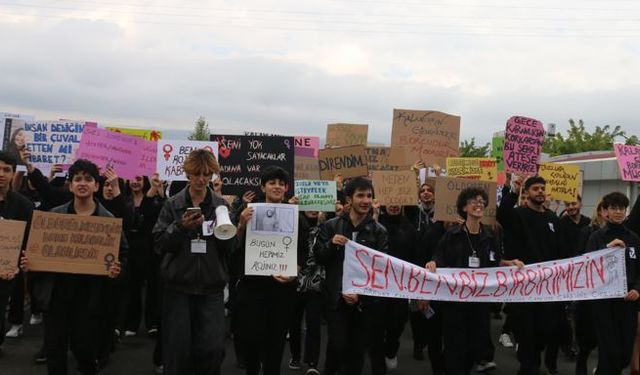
[426,187,523,374]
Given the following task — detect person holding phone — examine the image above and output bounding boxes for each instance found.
[153,149,235,375]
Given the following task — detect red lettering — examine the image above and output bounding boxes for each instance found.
[387,258,406,291]
[370,254,386,289]
[351,249,372,288]
[447,273,460,295]
[573,261,585,289]
[493,271,509,297]
[591,256,605,286]
[419,271,432,295]
[408,266,421,293]
[473,271,491,297]
[523,269,538,296]
[538,266,554,295]
[509,269,526,296]
[459,272,475,300]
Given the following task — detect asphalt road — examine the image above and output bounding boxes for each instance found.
[0,313,609,375]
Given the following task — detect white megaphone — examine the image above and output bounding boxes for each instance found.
[214,205,237,240]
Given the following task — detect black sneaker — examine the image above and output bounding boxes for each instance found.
[289,359,302,370]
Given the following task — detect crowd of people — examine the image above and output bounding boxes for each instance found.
[0,147,640,375]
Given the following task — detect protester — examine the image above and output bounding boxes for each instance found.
[426,187,524,374]
[0,151,33,358]
[24,159,124,375]
[315,176,388,375]
[153,149,235,375]
[585,192,640,374]
[234,166,308,375]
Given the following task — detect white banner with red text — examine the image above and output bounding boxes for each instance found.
[342,241,627,302]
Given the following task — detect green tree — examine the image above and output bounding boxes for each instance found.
[459,137,491,157]
[543,119,638,156]
[188,116,210,141]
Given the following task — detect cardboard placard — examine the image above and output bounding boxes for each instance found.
[23,121,95,165]
[538,163,581,201]
[294,136,320,158]
[210,135,294,196]
[614,143,640,181]
[491,135,505,172]
[318,145,369,180]
[76,127,146,180]
[294,156,320,180]
[504,116,545,176]
[390,109,460,166]
[25,211,122,275]
[371,171,419,206]
[0,220,27,273]
[445,157,498,182]
[106,126,163,141]
[434,177,497,224]
[326,123,368,147]
[365,146,412,171]
[295,180,337,212]
[245,203,298,277]
[157,140,219,181]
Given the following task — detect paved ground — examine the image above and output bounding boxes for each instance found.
[0,313,609,375]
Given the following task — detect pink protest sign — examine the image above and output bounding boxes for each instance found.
[503,116,545,176]
[294,136,320,158]
[76,127,143,180]
[138,139,157,177]
[614,143,640,181]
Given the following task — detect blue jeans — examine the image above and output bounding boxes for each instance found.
[162,289,225,375]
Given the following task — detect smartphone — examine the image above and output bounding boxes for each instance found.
[186,207,202,217]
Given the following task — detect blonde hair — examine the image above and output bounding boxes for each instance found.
[183,149,220,176]
[591,198,606,228]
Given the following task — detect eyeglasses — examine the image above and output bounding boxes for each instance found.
[467,199,487,207]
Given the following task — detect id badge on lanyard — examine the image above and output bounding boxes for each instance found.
[191,236,207,254]
[468,254,480,268]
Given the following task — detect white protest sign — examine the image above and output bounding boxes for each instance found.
[156,140,218,181]
[245,203,298,277]
[342,241,626,302]
[294,180,337,212]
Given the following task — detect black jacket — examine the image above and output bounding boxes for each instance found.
[314,213,388,308]
[153,186,234,295]
[586,222,640,292]
[433,223,502,268]
[379,213,418,263]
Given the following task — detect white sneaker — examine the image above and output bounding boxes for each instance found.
[475,361,497,371]
[385,356,398,370]
[498,333,514,348]
[5,324,23,338]
[154,364,164,374]
[124,330,136,337]
[30,313,43,325]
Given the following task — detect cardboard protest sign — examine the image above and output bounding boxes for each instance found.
[390,109,460,166]
[106,126,163,141]
[294,157,321,181]
[210,135,294,196]
[343,242,627,302]
[538,163,581,201]
[365,146,412,171]
[504,116,545,176]
[434,177,497,224]
[371,171,419,206]
[23,121,95,165]
[157,140,218,181]
[294,180,337,212]
[0,220,27,273]
[326,123,368,147]
[318,145,368,180]
[294,136,320,158]
[76,127,146,180]
[25,211,122,275]
[614,143,640,181]
[491,135,505,171]
[245,203,298,277]
[446,158,497,182]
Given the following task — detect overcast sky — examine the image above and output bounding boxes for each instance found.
[1,0,639,144]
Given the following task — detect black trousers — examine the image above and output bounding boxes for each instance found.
[575,301,597,372]
[323,300,383,375]
[236,281,296,375]
[512,302,563,375]
[0,280,13,347]
[381,298,408,359]
[125,249,160,332]
[442,302,490,375]
[409,303,444,374]
[592,298,637,375]
[44,287,104,375]
[288,291,323,366]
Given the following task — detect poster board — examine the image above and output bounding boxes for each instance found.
[76,127,146,180]
[245,203,298,277]
[538,163,581,201]
[318,145,368,180]
[390,109,460,166]
[23,121,95,165]
[25,211,122,275]
[294,157,320,180]
[106,126,163,141]
[0,220,27,273]
[366,146,412,171]
[156,140,219,181]
[491,135,505,171]
[326,123,368,147]
[295,180,337,212]
[504,116,545,176]
[445,157,498,182]
[613,143,640,181]
[434,177,497,224]
[371,171,419,206]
